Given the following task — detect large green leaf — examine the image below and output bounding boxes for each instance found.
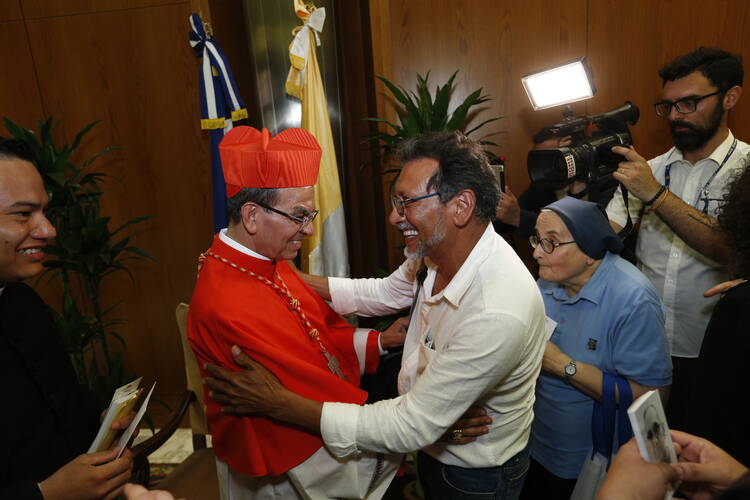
[3,118,34,143]
[464,117,502,137]
[376,75,411,109]
[111,215,153,237]
[363,117,403,134]
[70,121,98,151]
[83,146,121,168]
[400,89,424,130]
[432,71,457,130]
[415,72,433,128]
[402,112,420,138]
[446,88,484,130]
[123,246,156,261]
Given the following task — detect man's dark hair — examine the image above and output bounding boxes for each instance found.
[226,187,280,224]
[396,131,499,221]
[659,47,743,90]
[0,137,36,164]
[718,153,750,278]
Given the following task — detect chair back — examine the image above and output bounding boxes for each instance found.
[175,302,209,440]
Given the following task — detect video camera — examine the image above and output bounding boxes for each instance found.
[527,101,640,189]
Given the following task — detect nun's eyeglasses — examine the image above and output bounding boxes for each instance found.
[529,234,576,254]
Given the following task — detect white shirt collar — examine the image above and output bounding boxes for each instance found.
[218,228,271,261]
[424,222,494,306]
[706,130,736,165]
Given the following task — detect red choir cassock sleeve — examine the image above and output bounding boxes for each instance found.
[187,237,371,477]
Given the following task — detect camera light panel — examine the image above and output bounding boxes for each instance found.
[522,60,595,110]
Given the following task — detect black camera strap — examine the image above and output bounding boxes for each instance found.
[408,263,428,325]
[617,186,634,239]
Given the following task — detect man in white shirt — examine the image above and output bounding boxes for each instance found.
[204,131,548,500]
[606,47,748,428]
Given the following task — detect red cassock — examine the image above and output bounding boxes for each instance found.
[187,235,380,477]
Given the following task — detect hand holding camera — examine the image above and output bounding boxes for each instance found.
[611,145,662,202]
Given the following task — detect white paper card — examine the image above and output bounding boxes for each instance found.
[88,377,142,453]
[627,390,677,500]
[115,382,156,458]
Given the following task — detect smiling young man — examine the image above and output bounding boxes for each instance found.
[201,131,548,500]
[0,151,55,282]
[606,47,749,428]
[0,138,133,500]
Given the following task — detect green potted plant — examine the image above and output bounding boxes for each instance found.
[3,117,154,401]
[367,70,501,165]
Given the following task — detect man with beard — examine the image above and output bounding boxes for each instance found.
[203,131,548,500]
[606,47,748,428]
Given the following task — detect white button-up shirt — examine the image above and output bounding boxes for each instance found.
[322,223,547,467]
[606,131,749,357]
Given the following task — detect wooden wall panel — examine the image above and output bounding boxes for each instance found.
[20,0,183,18]
[206,0,261,129]
[335,0,391,278]
[367,0,401,268]
[20,1,211,408]
[0,19,44,126]
[369,0,750,270]
[0,0,22,20]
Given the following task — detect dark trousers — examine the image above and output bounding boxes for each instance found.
[518,457,576,500]
[417,445,530,500]
[665,356,701,431]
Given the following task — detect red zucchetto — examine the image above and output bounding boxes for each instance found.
[219,126,322,196]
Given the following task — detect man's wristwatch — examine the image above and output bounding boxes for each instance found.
[563,359,577,383]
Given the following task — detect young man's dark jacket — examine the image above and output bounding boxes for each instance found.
[0,283,103,500]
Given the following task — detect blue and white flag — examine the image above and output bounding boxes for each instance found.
[189,13,248,232]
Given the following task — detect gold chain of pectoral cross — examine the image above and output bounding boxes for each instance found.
[198,250,348,381]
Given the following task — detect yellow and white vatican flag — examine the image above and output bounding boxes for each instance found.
[286,0,349,277]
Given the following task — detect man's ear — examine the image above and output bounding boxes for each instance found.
[240,203,259,235]
[451,189,476,227]
[723,85,742,110]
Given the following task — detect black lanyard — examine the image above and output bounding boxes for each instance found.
[664,138,737,214]
[407,264,428,329]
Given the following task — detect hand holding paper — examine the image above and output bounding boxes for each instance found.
[39,448,133,500]
[88,377,156,455]
[627,390,677,500]
[669,430,749,500]
[115,382,156,458]
[594,439,677,500]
